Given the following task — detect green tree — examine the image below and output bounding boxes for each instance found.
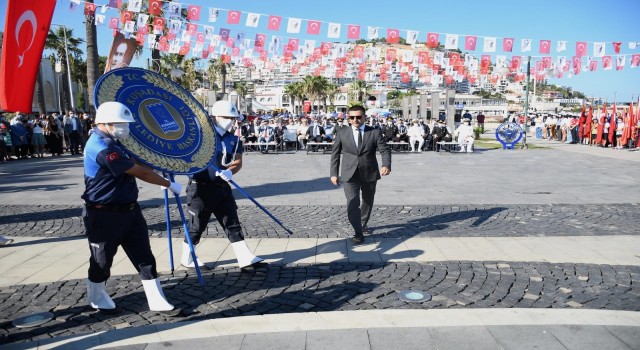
[284,81,304,114]
[302,75,328,112]
[46,26,84,111]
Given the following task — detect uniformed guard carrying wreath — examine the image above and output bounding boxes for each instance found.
[182,100,267,271]
[82,102,182,316]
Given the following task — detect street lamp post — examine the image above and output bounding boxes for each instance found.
[51,24,75,111]
[522,56,531,149]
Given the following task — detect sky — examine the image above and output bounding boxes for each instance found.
[1,0,639,102]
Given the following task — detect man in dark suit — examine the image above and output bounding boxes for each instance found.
[330,105,391,244]
[63,110,84,155]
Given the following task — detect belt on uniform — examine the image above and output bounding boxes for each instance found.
[189,179,226,186]
[85,202,137,212]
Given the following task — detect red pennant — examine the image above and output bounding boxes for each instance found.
[0,0,56,112]
[503,38,514,52]
[185,23,197,35]
[426,33,439,48]
[353,45,364,58]
[254,33,266,48]
[321,42,332,55]
[612,42,622,54]
[227,10,241,24]
[307,20,321,35]
[137,25,148,35]
[288,38,299,51]
[232,47,240,57]
[267,15,281,30]
[575,42,587,56]
[449,53,460,65]
[464,36,477,51]
[347,25,360,40]
[539,39,551,54]
[226,37,235,48]
[417,51,429,64]
[219,28,229,42]
[572,56,582,68]
[385,48,396,61]
[121,10,133,24]
[542,56,552,69]
[380,73,388,81]
[602,56,612,69]
[196,32,205,44]
[511,56,521,69]
[148,0,162,16]
[84,2,97,15]
[259,51,268,61]
[187,5,201,21]
[152,17,165,30]
[201,50,210,59]
[589,60,597,71]
[109,17,119,29]
[386,29,399,44]
[481,55,491,67]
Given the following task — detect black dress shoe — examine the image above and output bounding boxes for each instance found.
[351,235,364,244]
[241,261,269,272]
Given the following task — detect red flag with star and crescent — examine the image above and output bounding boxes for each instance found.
[621,100,633,146]
[584,105,593,139]
[596,102,606,144]
[0,0,56,112]
[608,101,617,145]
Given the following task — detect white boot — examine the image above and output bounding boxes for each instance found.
[231,241,264,268]
[141,278,179,315]
[87,280,116,310]
[180,241,204,268]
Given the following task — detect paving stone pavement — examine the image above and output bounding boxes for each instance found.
[1,144,639,347]
[1,261,639,345]
[1,203,639,239]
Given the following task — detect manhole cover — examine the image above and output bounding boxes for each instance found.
[12,312,54,328]
[398,290,432,303]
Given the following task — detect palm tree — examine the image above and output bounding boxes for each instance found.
[84,0,99,111]
[302,75,328,112]
[349,80,370,104]
[284,81,304,114]
[46,27,84,111]
[324,83,339,112]
[207,58,231,95]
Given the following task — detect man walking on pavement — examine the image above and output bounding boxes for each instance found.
[82,102,181,316]
[330,105,391,244]
[183,100,267,271]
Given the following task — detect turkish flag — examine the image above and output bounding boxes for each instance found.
[539,40,551,54]
[387,29,399,44]
[380,73,388,81]
[259,51,268,61]
[267,15,282,30]
[609,102,617,144]
[481,55,491,67]
[353,45,364,58]
[227,10,241,24]
[109,17,119,29]
[584,106,593,138]
[148,0,162,16]
[84,3,97,15]
[187,5,201,21]
[254,33,266,48]
[576,41,587,56]
[321,42,332,55]
[385,48,396,61]
[510,56,521,69]
[589,60,597,71]
[426,32,439,48]
[288,38,299,51]
[307,20,321,35]
[449,53,460,64]
[503,38,514,52]
[153,17,165,30]
[121,10,133,24]
[185,23,197,35]
[0,0,56,112]
[347,25,360,40]
[612,42,622,54]
[602,56,612,69]
[418,51,429,64]
[572,56,582,68]
[464,36,477,51]
[226,37,234,48]
[631,54,640,68]
[542,56,552,69]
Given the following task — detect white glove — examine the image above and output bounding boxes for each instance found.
[216,169,233,182]
[161,181,183,195]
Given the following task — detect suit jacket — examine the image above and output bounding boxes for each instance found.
[330,125,391,182]
[306,124,325,138]
[64,116,83,134]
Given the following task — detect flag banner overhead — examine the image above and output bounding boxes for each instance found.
[0,0,56,112]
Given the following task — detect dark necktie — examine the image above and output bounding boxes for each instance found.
[357,129,362,148]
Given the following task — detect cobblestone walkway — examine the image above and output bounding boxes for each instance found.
[1,261,638,344]
[1,204,639,238]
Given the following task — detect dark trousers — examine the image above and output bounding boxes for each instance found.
[186,181,244,245]
[342,172,377,235]
[83,205,157,282]
[69,131,81,154]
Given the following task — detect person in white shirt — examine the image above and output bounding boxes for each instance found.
[407,119,425,152]
[453,119,475,152]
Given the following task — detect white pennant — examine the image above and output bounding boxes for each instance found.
[328,23,341,39]
[483,37,496,52]
[406,30,418,45]
[287,18,301,33]
[246,13,260,27]
[593,42,605,57]
[367,26,379,40]
[208,8,220,22]
[444,34,458,50]
[521,38,532,52]
[557,41,567,52]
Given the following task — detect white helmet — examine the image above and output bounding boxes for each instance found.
[210,100,239,118]
[95,102,135,123]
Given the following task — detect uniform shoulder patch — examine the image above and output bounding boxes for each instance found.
[106,152,119,162]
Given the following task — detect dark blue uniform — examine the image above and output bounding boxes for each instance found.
[186,129,243,244]
[82,128,158,283]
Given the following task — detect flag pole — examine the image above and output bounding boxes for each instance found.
[522,56,531,149]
